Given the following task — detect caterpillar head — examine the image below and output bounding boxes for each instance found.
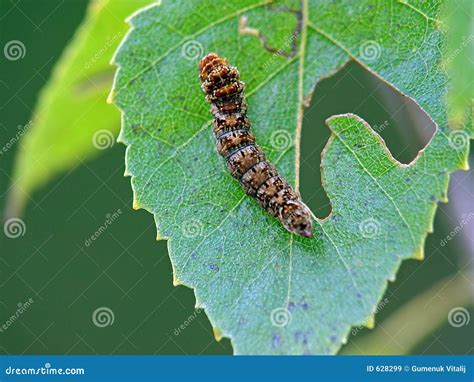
[283,202,313,238]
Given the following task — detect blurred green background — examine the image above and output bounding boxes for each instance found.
[0,0,472,355]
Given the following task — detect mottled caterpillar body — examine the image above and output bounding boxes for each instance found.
[199,53,313,238]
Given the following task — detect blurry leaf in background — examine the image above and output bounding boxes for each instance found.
[442,0,473,129]
[5,0,152,217]
[341,271,473,355]
[111,0,471,354]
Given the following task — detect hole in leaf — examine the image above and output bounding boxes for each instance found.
[300,60,436,219]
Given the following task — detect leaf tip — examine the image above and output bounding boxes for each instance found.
[132,198,141,210]
[172,274,183,286]
[460,158,470,171]
[212,326,223,342]
[106,90,115,105]
[364,315,375,329]
[412,245,425,261]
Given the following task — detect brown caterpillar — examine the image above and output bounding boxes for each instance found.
[199,53,313,238]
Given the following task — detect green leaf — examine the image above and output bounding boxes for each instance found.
[111,0,471,354]
[7,0,151,215]
[442,0,473,129]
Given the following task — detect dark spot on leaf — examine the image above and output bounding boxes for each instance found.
[272,334,281,348]
[294,331,303,342]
